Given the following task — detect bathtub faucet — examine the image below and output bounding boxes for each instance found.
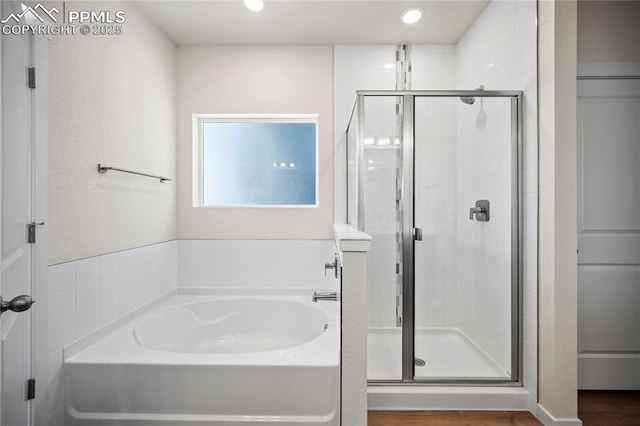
[312,291,338,302]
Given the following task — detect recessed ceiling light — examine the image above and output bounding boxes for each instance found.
[244,0,264,12]
[401,7,424,24]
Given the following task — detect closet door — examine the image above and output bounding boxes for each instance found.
[577,78,640,390]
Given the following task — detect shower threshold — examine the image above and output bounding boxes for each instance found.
[367,327,508,380]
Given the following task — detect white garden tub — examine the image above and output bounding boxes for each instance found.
[64,293,340,426]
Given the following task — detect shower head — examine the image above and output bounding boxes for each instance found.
[459,85,484,105]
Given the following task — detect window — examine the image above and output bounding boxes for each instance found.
[193,114,318,207]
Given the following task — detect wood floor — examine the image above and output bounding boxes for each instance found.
[368,391,640,425]
[578,390,640,426]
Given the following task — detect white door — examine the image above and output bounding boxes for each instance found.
[1,2,38,423]
[577,78,640,390]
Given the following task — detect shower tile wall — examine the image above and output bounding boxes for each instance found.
[455,96,513,372]
[456,0,538,391]
[363,102,399,327]
[334,45,396,226]
[46,240,178,424]
[410,46,459,330]
[335,2,537,384]
[414,97,458,328]
[334,45,457,328]
[334,45,396,328]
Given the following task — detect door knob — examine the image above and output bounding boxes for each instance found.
[0,295,35,317]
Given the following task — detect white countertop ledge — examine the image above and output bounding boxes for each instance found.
[334,223,372,252]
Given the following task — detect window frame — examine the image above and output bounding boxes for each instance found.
[192,114,320,208]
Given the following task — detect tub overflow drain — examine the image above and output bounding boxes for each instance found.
[414,358,426,367]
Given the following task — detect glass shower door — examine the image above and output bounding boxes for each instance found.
[350,90,522,384]
[350,95,404,381]
[411,95,518,381]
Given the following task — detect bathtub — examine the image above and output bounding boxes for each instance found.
[64,292,340,425]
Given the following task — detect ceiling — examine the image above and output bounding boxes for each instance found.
[134,0,490,45]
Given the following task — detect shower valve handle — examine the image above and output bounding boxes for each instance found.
[469,200,490,222]
[469,206,485,219]
[324,254,339,279]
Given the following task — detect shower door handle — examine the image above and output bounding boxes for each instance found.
[413,228,423,241]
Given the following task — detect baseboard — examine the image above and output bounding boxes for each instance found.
[527,393,538,413]
[578,354,640,390]
[536,404,582,426]
[368,386,532,411]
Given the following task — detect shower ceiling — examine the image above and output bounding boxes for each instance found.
[134,0,489,45]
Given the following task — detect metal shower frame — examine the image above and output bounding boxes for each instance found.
[346,89,524,386]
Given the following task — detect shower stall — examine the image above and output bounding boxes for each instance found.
[346,90,523,384]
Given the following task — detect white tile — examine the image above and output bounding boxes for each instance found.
[134,267,153,308]
[99,252,120,279]
[146,243,163,264]
[119,248,139,272]
[243,240,268,257]
[48,315,76,353]
[77,306,100,339]
[178,239,201,259]
[525,218,537,244]
[47,406,64,426]
[524,266,537,296]
[76,280,100,308]
[76,257,99,286]
[523,340,537,397]
[178,257,199,287]
[48,288,76,325]
[48,378,63,415]
[48,262,76,295]
[118,270,136,314]
[48,350,63,384]
[99,274,119,301]
[100,298,119,326]
[524,193,537,218]
[136,245,152,267]
[199,260,219,286]
[524,242,536,271]
[524,143,538,176]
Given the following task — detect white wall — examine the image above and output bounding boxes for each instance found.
[538,0,580,421]
[455,0,538,381]
[176,46,334,240]
[577,0,640,64]
[48,1,177,265]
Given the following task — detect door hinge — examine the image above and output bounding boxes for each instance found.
[27,222,44,244]
[28,67,36,89]
[27,223,36,243]
[26,378,35,400]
